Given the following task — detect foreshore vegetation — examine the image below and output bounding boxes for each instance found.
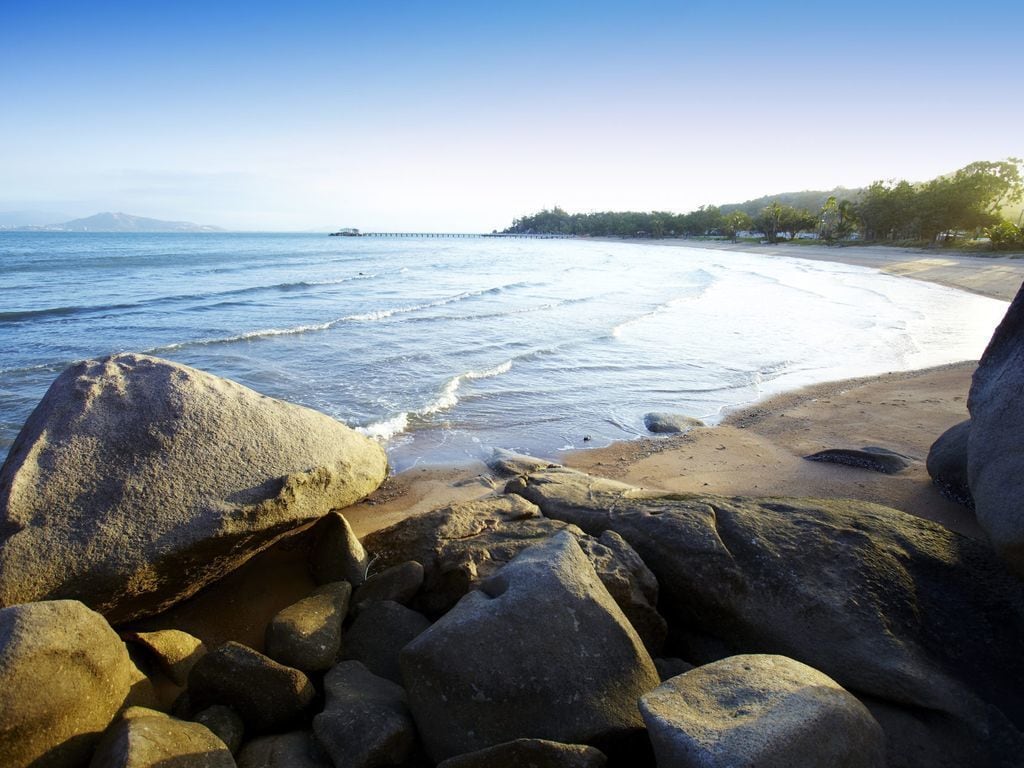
[504,159,1024,250]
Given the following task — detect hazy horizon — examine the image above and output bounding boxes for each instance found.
[4,1,1021,232]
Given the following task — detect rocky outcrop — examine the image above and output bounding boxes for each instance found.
[401,531,659,762]
[438,738,608,768]
[0,600,138,768]
[187,642,315,733]
[640,654,885,768]
[363,496,665,651]
[643,412,704,434]
[968,282,1024,574]
[507,467,1024,768]
[926,419,973,507]
[264,582,351,672]
[803,446,913,474]
[88,707,235,768]
[312,661,416,768]
[0,353,388,622]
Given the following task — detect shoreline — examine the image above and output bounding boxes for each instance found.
[352,241,1023,539]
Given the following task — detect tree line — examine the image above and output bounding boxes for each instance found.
[503,159,1024,250]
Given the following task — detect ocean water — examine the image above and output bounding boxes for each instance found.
[0,232,1009,470]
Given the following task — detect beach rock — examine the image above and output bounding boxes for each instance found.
[237,732,332,768]
[968,282,1024,574]
[437,738,608,768]
[312,660,415,768]
[0,353,388,623]
[264,581,351,672]
[507,466,1024,768]
[400,531,659,762]
[926,419,973,507]
[89,707,235,768]
[643,412,705,434]
[803,445,914,474]
[486,448,558,476]
[194,705,245,755]
[125,628,207,686]
[352,560,424,607]
[188,641,315,733]
[310,511,369,587]
[577,529,666,655]
[639,654,885,768]
[340,600,430,684]
[362,496,665,651]
[0,600,137,768]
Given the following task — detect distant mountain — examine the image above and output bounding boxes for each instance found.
[53,212,223,232]
[1,212,223,232]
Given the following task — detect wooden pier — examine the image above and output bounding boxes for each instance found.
[354,232,574,239]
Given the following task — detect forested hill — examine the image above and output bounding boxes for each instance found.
[718,187,861,218]
[502,159,1024,250]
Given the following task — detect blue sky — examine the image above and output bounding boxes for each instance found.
[2,1,1021,230]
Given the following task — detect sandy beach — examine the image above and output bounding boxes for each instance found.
[349,242,1023,540]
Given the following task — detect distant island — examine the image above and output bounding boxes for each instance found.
[1,212,223,233]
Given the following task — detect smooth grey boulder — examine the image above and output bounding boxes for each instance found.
[401,531,659,762]
[89,707,235,768]
[194,705,245,755]
[125,628,207,686]
[643,412,705,434]
[310,511,369,587]
[507,466,1024,768]
[341,600,430,684]
[312,661,415,768]
[362,496,666,652]
[352,560,424,607]
[968,282,1024,574]
[188,642,315,734]
[437,738,608,768]
[803,446,914,474]
[640,654,885,768]
[0,600,137,768]
[264,581,351,672]
[0,353,388,623]
[926,419,973,507]
[237,732,332,768]
[486,448,558,477]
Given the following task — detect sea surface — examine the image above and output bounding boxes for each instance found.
[0,233,1009,470]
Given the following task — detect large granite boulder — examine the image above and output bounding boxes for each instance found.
[364,496,665,651]
[507,467,1024,768]
[0,353,388,622]
[926,419,973,507]
[640,654,885,768]
[0,600,137,768]
[89,707,235,768]
[968,282,1024,573]
[400,531,659,762]
[340,600,431,684]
